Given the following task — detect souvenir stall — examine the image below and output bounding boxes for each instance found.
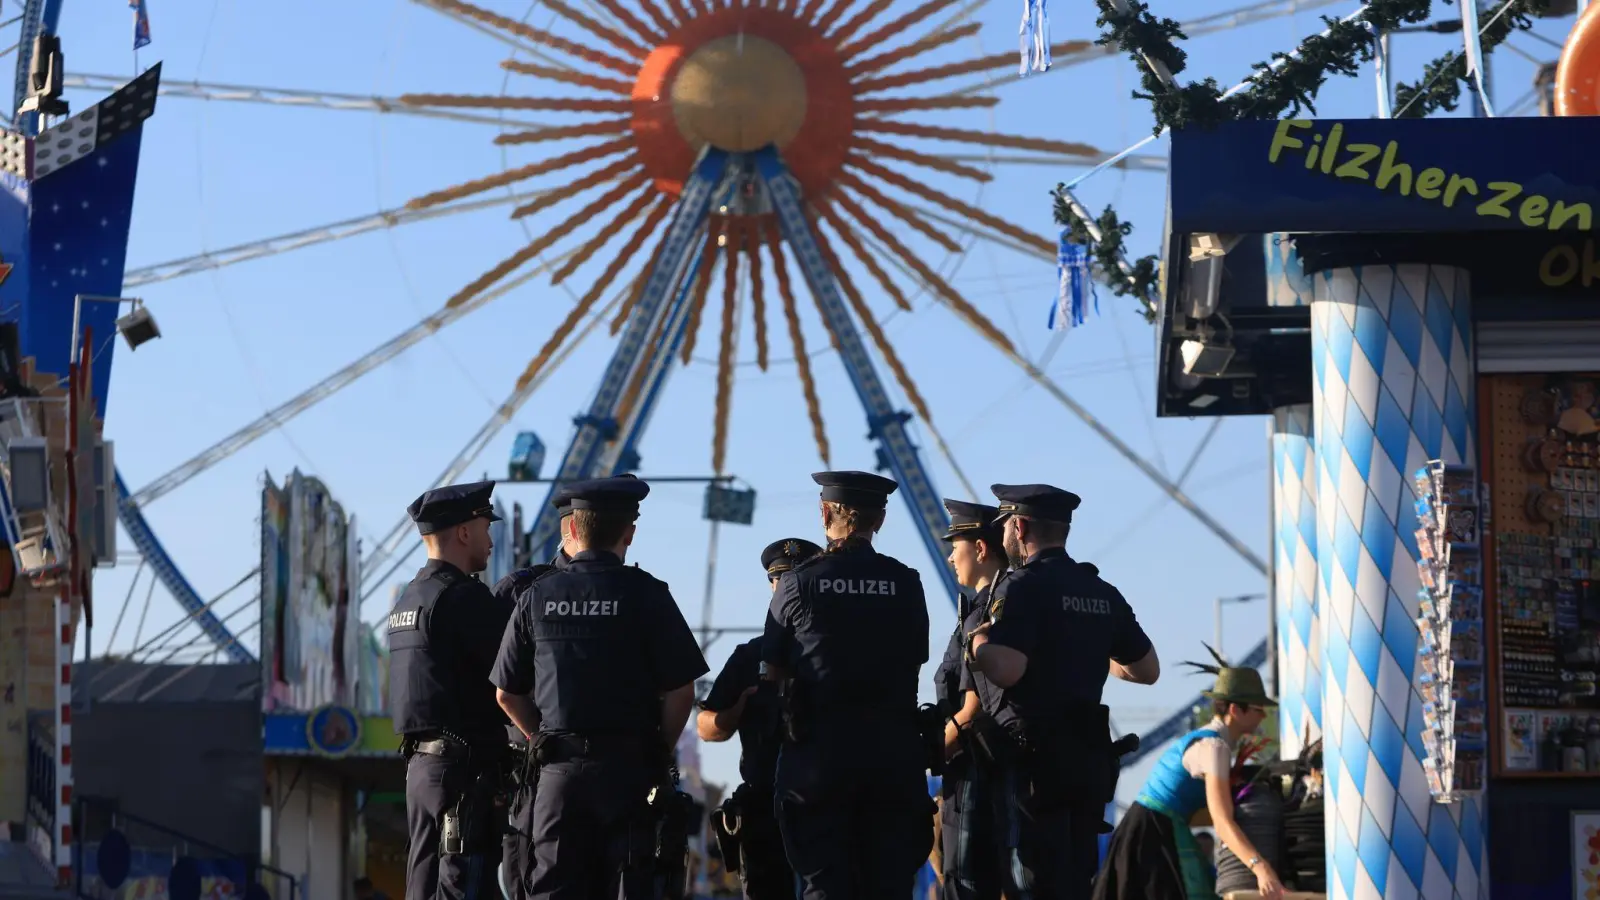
[258,471,402,900]
[1155,114,1600,899]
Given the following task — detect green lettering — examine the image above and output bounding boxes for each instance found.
[1519,194,1550,228]
[1334,144,1380,181]
[1443,175,1478,208]
[1551,201,1594,231]
[1584,239,1600,286]
[1415,168,1446,200]
[1375,141,1412,195]
[1475,182,1522,219]
[1321,124,1344,175]
[1268,119,1311,165]
[1542,244,1578,287]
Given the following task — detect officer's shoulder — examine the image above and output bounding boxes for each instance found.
[618,561,671,592]
[874,552,922,580]
[788,553,827,576]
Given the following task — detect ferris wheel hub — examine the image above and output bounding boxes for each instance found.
[670,35,807,154]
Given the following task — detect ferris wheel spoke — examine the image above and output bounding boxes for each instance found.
[853,229,1269,576]
[500,59,635,95]
[359,281,631,596]
[405,136,634,212]
[814,202,912,312]
[859,119,1105,161]
[828,0,896,47]
[126,247,582,509]
[411,0,639,77]
[946,151,1168,174]
[740,218,772,371]
[123,187,578,287]
[840,0,966,60]
[761,218,831,464]
[936,0,1349,98]
[835,172,962,254]
[846,154,1052,256]
[853,40,1091,94]
[540,0,652,59]
[710,233,741,474]
[61,74,544,128]
[847,21,979,77]
[857,94,996,114]
[853,137,989,182]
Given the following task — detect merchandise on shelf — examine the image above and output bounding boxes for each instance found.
[1489,374,1600,775]
[1414,461,1487,800]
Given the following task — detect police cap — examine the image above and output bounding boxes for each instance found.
[761,538,823,577]
[941,498,1004,541]
[812,470,898,511]
[563,475,651,516]
[408,480,503,535]
[990,483,1081,525]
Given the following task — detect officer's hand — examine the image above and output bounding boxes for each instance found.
[966,621,992,654]
[732,685,758,712]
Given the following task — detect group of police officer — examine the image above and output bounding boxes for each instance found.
[387,468,1161,900]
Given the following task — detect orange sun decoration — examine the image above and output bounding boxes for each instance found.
[397,0,1107,473]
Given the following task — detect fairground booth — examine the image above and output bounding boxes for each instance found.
[258,470,403,900]
[1156,114,1600,899]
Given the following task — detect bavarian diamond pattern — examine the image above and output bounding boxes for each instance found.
[1273,404,1321,759]
[1310,264,1485,900]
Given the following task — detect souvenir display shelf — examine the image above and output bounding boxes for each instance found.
[1483,374,1600,778]
[1414,461,1486,800]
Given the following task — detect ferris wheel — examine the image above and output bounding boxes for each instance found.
[39,0,1333,751]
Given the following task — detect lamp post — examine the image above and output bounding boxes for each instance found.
[1214,593,1265,658]
[70,294,161,363]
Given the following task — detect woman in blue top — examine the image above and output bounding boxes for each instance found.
[1091,665,1285,900]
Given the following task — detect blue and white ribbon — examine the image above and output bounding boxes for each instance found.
[1050,235,1096,331]
[1460,0,1495,116]
[1018,0,1050,75]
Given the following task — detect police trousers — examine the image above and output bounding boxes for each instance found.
[987,764,1103,900]
[774,727,932,900]
[940,754,999,900]
[502,773,536,899]
[406,752,503,900]
[525,743,657,900]
[727,784,796,900]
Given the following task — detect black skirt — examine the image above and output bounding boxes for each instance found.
[1090,803,1188,900]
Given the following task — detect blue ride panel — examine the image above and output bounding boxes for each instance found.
[26,125,145,417]
[0,162,33,340]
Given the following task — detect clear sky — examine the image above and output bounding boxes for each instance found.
[56,0,1574,801]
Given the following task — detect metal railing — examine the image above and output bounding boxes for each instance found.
[71,796,300,900]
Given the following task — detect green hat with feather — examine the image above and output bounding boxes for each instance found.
[1182,643,1277,708]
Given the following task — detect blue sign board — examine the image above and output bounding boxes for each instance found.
[1170,117,1600,237]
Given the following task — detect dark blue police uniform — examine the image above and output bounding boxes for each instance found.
[761,471,933,900]
[977,485,1153,900]
[495,489,579,900]
[489,476,709,900]
[934,500,1005,900]
[704,539,820,900]
[387,481,511,900]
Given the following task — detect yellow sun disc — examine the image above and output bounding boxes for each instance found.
[669,34,808,153]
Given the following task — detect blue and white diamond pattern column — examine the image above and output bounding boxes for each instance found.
[1272,405,1321,759]
[1310,263,1486,900]
[1267,234,1322,760]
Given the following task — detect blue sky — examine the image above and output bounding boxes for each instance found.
[55,0,1576,797]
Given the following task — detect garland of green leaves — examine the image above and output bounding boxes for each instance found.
[1055,0,1552,321]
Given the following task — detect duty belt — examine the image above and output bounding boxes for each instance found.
[535,731,651,763]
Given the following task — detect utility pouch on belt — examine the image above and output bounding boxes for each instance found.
[441,807,465,855]
[968,710,1013,768]
[780,679,812,743]
[1025,704,1113,809]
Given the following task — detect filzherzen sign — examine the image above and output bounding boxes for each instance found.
[1170,117,1600,234]
[1169,117,1600,296]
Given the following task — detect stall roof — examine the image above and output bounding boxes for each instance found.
[1155,116,1600,419]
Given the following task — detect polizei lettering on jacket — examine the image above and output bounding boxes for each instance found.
[545,599,620,616]
[388,609,420,631]
[1062,595,1112,615]
[817,578,898,595]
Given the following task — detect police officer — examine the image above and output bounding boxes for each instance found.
[932,500,1008,900]
[489,476,709,900]
[761,470,932,900]
[699,538,821,900]
[494,486,580,900]
[965,484,1161,900]
[387,480,513,900]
